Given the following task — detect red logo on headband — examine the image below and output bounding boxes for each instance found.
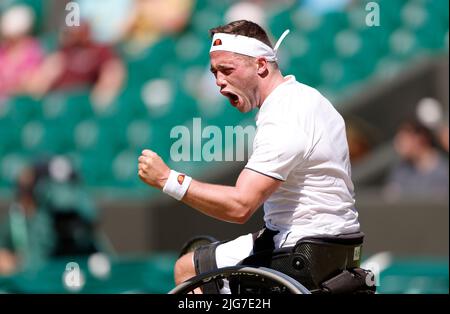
[213,39,222,46]
[177,174,185,185]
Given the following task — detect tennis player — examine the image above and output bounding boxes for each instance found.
[138,20,360,292]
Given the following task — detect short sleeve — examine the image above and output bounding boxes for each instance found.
[245,122,307,181]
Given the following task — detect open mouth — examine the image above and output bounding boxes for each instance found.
[221,91,239,106]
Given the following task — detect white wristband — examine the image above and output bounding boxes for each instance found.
[162,170,192,201]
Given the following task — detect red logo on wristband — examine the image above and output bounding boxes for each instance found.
[177,174,185,185]
[213,39,222,46]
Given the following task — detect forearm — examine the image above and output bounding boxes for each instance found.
[138,150,279,224]
[181,180,251,224]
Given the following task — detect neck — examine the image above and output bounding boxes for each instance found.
[257,70,287,108]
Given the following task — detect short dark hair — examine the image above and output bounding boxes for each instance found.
[399,119,437,147]
[209,20,273,48]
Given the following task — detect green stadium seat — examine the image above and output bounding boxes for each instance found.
[126,119,153,151]
[189,1,225,37]
[0,153,29,186]
[111,149,141,188]
[389,28,422,60]
[268,7,295,39]
[0,254,177,293]
[290,55,322,87]
[174,32,209,67]
[77,119,125,153]
[74,119,100,152]
[76,150,114,187]
[23,120,74,155]
[21,120,45,152]
[377,257,449,294]
[40,91,92,127]
[0,101,22,154]
[3,96,41,125]
[427,0,449,22]
[374,55,407,81]
[140,78,176,119]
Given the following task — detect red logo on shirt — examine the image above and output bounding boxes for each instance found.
[177,174,185,185]
[213,39,222,46]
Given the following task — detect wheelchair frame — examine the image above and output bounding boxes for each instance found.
[170,232,373,295]
[169,265,311,294]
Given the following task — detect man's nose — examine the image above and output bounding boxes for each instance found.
[215,74,226,88]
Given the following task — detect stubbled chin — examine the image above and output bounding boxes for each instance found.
[236,101,249,113]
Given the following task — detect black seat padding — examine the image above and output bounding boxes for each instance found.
[300,232,364,245]
[239,232,365,291]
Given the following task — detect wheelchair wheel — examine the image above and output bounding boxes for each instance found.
[169,266,311,294]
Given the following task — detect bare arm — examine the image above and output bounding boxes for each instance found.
[182,168,281,223]
[138,150,282,224]
[91,58,126,108]
[27,52,65,97]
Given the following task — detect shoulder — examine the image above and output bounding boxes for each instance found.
[277,80,328,116]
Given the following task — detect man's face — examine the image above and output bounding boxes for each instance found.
[394,128,424,160]
[209,51,259,113]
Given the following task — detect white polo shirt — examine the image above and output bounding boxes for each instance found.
[245,75,360,248]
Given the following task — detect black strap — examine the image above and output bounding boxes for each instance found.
[193,242,223,293]
[253,227,280,254]
[320,268,376,294]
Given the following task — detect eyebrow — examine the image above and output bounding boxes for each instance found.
[210,64,234,73]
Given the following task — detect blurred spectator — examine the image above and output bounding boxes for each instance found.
[415,97,449,153]
[225,1,267,28]
[122,0,194,55]
[439,123,449,153]
[0,5,44,102]
[28,22,125,110]
[345,117,376,163]
[383,120,449,201]
[0,156,101,275]
[78,0,133,44]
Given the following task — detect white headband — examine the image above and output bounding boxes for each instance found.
[209,29,290,62]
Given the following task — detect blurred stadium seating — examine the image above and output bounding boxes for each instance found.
[376,256,449,294]
[1,0,447,192]
[0,253,177,293]
[0,251,447,294]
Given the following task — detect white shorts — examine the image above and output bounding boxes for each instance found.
[215,233,254,269]
[192,227,282,293]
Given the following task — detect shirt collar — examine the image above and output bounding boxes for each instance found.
[256,75,296,121]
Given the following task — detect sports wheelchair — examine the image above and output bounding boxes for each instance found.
[169,232,376,294]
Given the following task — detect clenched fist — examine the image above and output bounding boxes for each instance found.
[138,149,170,189]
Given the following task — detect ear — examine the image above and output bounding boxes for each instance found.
[255,57,268,75]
